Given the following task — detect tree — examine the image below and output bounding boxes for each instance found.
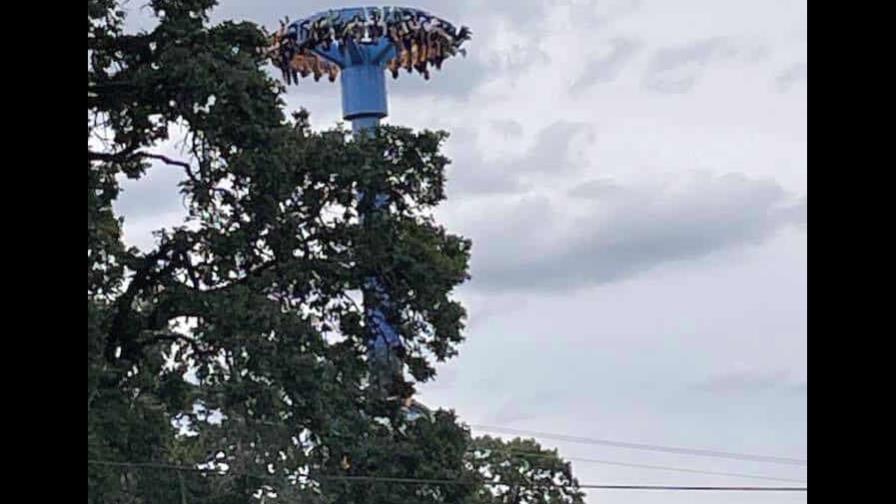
[317,409,478,504]
[466,436,586,504]
[313,415,586,504]
[88,1,582,502]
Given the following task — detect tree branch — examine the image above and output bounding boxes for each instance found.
[139,153,191,170]
[88,149,191,170]
[105,242,183,363]
[138,331,212,359]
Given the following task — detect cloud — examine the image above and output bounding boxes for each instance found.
[114,162,188,221]
[490,119,524,137]
[120,209,195,252]
[442,129,526,195]
[465,0,549,29]
[445,121,592,195]
[490,399,537,425]
[111,129,195,251]
[567,177,621,198]
[488,387,567,425]
[571,37,642,94]
[470,172,807,292]
[423,363,460,392]
[486,44,551,76]
[693,370,807,395]
[389,54,492,101]
[775,63,807,92]
[643,37,767,93]
[559,0,643,28]
[517,121,592,173]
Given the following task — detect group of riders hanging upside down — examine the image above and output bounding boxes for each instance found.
[268,8,472,84]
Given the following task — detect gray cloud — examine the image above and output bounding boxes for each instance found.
[567,177,621,198]
[490,119,524,138]
[518,121,592,173]
[114,167,187,220]
[111,130,194,222]
[491,399,537,425]
[443,129,526,196]
[775,63,807,92]
[471,172,807,292]
[447,166,530,196]
[488,387,566,425]
[551,0,643,29]
[487,44,551,74]
[693,370,807,395]
[424,363,460,391]
[389,54,491,100]
[571,37,642,94]
[643,37,767,93]
[463,0,549,30]
[446,121,592,195]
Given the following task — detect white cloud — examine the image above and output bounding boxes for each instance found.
[464,172,805,292]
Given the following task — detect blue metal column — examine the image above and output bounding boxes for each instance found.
[323,38,405,397]
[279,7,470,409]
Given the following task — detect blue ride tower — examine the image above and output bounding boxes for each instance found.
[270,6,471,409]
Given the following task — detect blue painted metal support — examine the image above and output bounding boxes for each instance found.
[278,6,470,406]
[312,33,404,397]
[313,38,395,126]
[351,116,381,136]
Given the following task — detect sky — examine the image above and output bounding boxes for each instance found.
[115,1,808,502]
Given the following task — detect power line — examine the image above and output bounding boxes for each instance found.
[155,416,808,481]
[476,443,806,481]
[87,460,806,492]
[470,425,807,466]
[308,475,807,492]
[472,444,806,482]
[578,484,805,491]
[516,453,806,483]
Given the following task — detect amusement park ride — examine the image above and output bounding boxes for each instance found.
[267,7,471,423]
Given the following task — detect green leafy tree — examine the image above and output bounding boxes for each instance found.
[88,1,583,502]
[317,409,478,503]
[465,436,586,504]
[313,417,586,504]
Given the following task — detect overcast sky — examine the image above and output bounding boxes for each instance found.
[116,1,807,502]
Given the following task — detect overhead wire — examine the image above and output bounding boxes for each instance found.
[148,415,808,482]
[87,460,807,492]
[470,424,807,466]
[482,448,807,483]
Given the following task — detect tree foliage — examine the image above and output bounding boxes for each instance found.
[88,1,582,502]
[466,436,586,504]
